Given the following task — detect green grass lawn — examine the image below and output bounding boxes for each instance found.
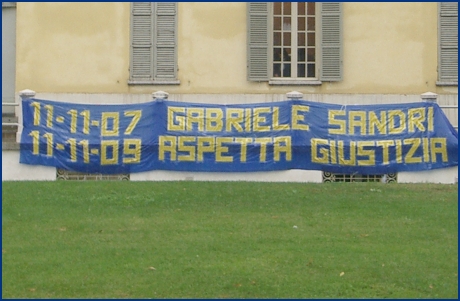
[2,181,458,298]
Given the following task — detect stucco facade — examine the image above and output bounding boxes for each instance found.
[14,2,457,95]
[3,2,458,183]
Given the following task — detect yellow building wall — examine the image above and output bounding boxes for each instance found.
[15,2,457,95]
[16,2,130,94]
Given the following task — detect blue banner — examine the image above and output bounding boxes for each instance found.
[20,98,458,174]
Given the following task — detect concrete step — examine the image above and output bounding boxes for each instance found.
[2,115,18,124]
[2,141,19,150]
[2,124,18,143]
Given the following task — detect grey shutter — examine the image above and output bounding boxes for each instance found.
[130,2,154,81]
[320,2,342,82]
[247,2,270,81]
[154,2,177,80]
[439,2,458,83]
[2,2,16,7]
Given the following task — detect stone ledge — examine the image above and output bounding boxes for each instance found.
[2,141,20,150]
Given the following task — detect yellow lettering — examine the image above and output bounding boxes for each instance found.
[66,138,77,161]
[272,107,290,131]
[186,108,204,132]
[226,108,244,132]
[274,136,291,161]
[101,140,119,165]
[357,141,375,166]
[253,107,271,132]
[338,141,356,166]
[349,111,367,135]
[206,108,223,132]
[68,109,78,133]
[330,140,337,164]
[422,137,430,162]
[216,137,233,162]
[31,102,41,126]
[197,137,215,162]
[44,105,54,129]
[407,108,426,133]
[79,139,89,163]
[167,107,185,131]
[123,139,141,164]
[403,138,422,163]
[124,110,142,135]
[369,111,387,135]
[159,135,177,161]
[235,137,253,162]
[428,107,434,132]
[311,138,329,164]
[101,112,119,137]
[292,105,310,131]
[388,110,406,134]
[376,140,394,165]
[178,136,196,162]
[431,138,448,163]
[255,138,271,162]
[328,110,346,134]
[245,108,252,132]
[43,132,54,157]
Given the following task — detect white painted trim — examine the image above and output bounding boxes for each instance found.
[398,166,458,184]
[2,151,56,181]
[128,80,181,85]
[3,148,457,184]
[436,81,458,87]
[269,80,322,86]
[130,170,323,183]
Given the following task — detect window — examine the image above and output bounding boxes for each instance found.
[438,2,458,85]
[247,2,342,84]
[56,169,130,181]
[273,2,316,79]
[322,172,397,183]
[129,2,179,85]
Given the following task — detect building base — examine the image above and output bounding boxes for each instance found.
[3,150,457,184]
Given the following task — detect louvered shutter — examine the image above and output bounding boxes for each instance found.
[247,2,270,81]
[154,2,177,80]
[439,2,458,83]
[130,2,154,81]
[320,2,342,82]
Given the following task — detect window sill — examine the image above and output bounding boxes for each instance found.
[128,80,180,86]
[269,79,322,86]
[436,81,458,87]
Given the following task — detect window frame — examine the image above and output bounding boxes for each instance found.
[269,2,322,85]
[247,2,342,84]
